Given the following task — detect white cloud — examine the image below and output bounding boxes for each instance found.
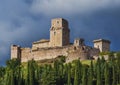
[31,0,120,16]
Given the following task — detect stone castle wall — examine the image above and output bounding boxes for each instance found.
[15,45,100,63]
[21,48,31,62]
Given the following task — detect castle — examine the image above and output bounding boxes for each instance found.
[11,18,111,62]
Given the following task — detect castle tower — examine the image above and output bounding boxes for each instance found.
[50,18,70,47]
[11,45,21,59]
[74,38,85,46]
[93,39,111,52]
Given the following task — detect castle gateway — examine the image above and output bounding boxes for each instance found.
[11,18,111,62]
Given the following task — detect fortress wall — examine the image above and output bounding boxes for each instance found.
[31,46,90,63]
[89,48,100,59]
[21,48,31,62]
[31,47,69,61]
[66,47,89,62]
[20,45,100,63]
[66,52,88,62]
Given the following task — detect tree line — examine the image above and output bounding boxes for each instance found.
[0,52,120,85]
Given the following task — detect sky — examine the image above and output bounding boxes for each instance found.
[0,0,120,66]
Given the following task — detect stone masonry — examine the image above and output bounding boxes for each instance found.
[11,18,111,62]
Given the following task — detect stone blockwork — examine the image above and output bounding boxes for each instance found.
[11,45,100,62]
[93,39,111,52]
[50,18,70,47]
[11,45,21,59]
[32,39,50,49]
[11,18,111,63]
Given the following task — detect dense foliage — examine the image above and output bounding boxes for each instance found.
[0,52,120,85]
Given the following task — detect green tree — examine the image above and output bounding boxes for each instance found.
[41,65,56,85]
[96,58,102,85]
[67,63,71,85]
[112,64,116,85]
[5,59,21,85]
[87,61,94,85]
[74,60,82,85]
[104,62,109,85]
[82,65,88,85]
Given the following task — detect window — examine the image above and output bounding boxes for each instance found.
[54,31,56,35]
[57,21,59,24]
[76,40,78,43]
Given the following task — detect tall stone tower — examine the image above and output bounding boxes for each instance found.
[93,39,111,52]
[11,45,21,59]
[50,18,70,47]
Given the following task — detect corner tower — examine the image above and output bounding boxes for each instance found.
[50,18,70,47]
[93,39,111,52]
[11,45,21,59]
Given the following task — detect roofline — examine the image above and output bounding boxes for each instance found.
[33,40,49,44]
[51,18,68,22]
[93,39,111,43]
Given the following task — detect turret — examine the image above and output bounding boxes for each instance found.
[74,38,85,46]
[11,45,21,59]
[93,39,111,52]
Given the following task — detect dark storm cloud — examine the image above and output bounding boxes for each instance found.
[0,0,120,65]
[0,0,50,65]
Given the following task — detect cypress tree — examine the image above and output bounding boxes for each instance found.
[41,65,56,85]
[74,60,81,85]
[88,61,94,85]
[112,64,116,85]
[67,63,71,85]
[104,62,109,85]
[74,66,79,85]
[96,59,102,85]
[116,52,120,84]
[10,70,14,85]
[82,65,88,85]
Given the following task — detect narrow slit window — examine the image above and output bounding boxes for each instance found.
[54,31,56,35]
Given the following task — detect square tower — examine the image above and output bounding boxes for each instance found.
[11,45,21,59]
[93,39,111,52]
[50,18,70,47]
